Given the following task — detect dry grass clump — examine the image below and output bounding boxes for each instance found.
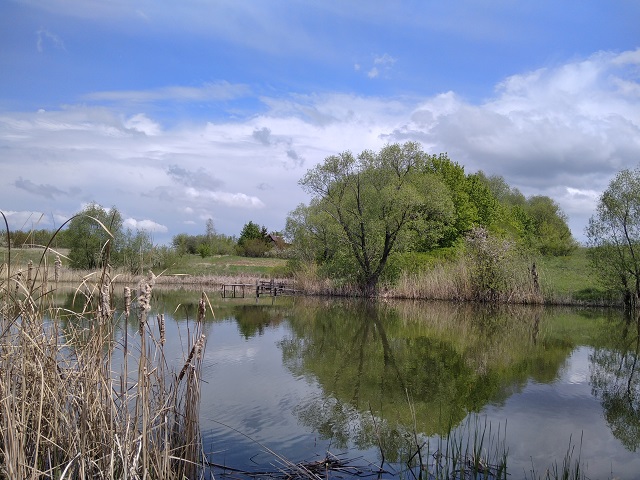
[0,241,209,478]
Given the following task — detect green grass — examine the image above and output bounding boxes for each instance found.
[534,247,611,303]
[2,246,616,305]
[0,246,66,266]
[162,254,288,277]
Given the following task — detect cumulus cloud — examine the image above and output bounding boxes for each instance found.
[184,189,265,208]
[286,148,304,168]
[124,114,161,136]
[252,127,272,145]
[167,164,224,191]
[123,218,168,232]
[14,177,76,200]
[383,49,640,239]
[1,48,638,243]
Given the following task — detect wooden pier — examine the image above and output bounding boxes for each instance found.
[221,280,299,298]
[221,283,252,298]
[255,279,298,297]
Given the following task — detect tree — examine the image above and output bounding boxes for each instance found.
[475,172,577,256]
[525,196,577,256]
[67,203,124,269]
[205,218,216,239]
[296,142,454,294]
[121,228,154,274]
[587,168,640,309]
[237,221,269,257]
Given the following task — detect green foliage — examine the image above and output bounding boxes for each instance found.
[67,203,124,269]
[197,243,211,258]
[423,155,480,246]
[384,247,461,283]
[525,196,578,256]
[236,221,270,257]
[238,221,265,243]
[172,225,236,258]
[465,226,518,302]
[475,172,577,256]
[120,228,154,274]
[296,142,455,293]
[586,167,640,309]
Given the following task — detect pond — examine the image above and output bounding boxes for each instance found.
[64,289,640,479]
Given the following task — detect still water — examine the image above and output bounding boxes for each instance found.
[133,291,640,478]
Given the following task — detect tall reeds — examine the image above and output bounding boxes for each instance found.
[0,217,208,478]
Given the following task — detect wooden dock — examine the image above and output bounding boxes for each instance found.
[255,279,298,297]
[221,280,299,298]
[221,283,252,298]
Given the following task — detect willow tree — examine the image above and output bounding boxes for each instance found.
[587,167,640,310]
[67,203,124,269]
[297,142,454,295]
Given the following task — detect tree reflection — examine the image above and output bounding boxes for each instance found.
[280,299,575,462]
[591,315,640,451]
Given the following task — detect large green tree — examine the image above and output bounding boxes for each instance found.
[237,220,269,257]
[526,195,577,256]
[67,203,124,269]
[587,167,640,309]
[296,142,454,294]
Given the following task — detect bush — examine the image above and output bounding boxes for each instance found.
[238,238,271,257]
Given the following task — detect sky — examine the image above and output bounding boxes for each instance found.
[1,0,639,245]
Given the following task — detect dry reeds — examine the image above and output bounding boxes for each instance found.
[0,244,208,478]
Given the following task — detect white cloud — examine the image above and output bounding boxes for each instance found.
[363,53,397,80]
[1,48,638,243]
[84,81,251,103]
[123,218,168,233]
[184,189,265,209]
[124,114,161,136]
[36,29,65,53]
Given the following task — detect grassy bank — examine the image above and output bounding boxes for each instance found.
[2,246,613,305]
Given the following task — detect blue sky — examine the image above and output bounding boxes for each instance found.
[1,1,639,245]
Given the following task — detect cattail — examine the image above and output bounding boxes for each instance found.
[197,292,206,322]
[15,269,22,295]
[178,333,206,381]
[124,286,131,318]
[54,255,61,283]
[195,333,205,360]
[99,283,111,321]
[157,313,165,345]
[27,260,32,284]
[136,271,156,332]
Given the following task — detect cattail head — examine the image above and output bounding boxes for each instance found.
[197,292,206,322]
[195,333,206,360]
[157,313,165,345]
[124,286,131,318]
[15,269,22,294]
[54,256,62,283]
[99,283,111,321]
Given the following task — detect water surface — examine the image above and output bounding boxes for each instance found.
[87,291,640,478]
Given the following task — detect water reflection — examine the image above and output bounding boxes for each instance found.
[52,287,640,477]
[590,314,640,452]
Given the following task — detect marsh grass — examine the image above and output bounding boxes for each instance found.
[0,217,209,479]
[406,416,587,480]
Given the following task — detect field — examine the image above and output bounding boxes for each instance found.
[534,247,609,303]
[1,246,609,304]
[162,254,288,277]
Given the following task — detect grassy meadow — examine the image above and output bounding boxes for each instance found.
[1,245,611,305]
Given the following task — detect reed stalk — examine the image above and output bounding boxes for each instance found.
[0,223,208,478]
